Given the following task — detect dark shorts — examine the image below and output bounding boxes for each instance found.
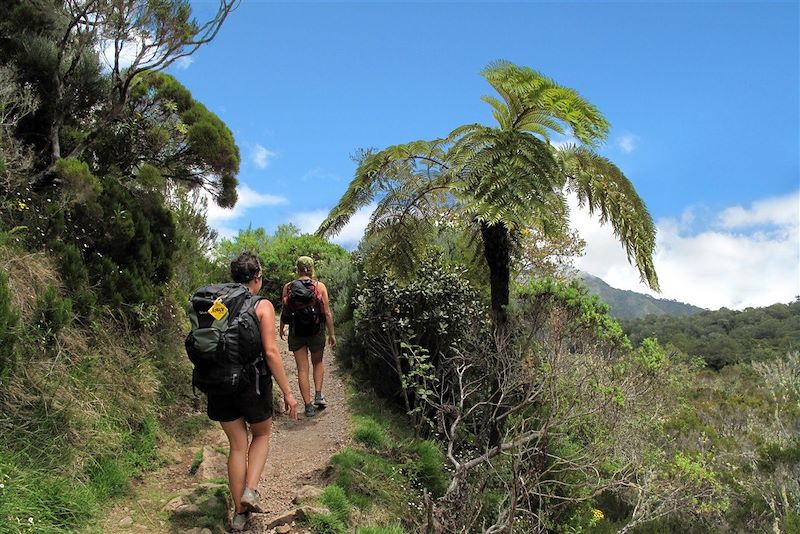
[287,327,326,353]
[207,373,273,424]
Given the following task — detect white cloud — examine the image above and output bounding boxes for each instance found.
[173,56,194,70]
[252,145,277,169]
[570,191,800,310]
[617,134,637,153]
[291,204,377,249]
[716,194,798,229]
[205,184,287,228]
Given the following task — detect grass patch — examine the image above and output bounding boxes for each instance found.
[320,485,351,523]
[353,416,387,449]
[168,412,212,443]
[308,511,347,534]
[189,448,204,475]
[309,385,450,532]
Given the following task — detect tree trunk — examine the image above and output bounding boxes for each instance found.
[481,221,511,326]
[481,221,511,447]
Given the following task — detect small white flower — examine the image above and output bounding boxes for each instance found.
[28,517,34,524]
[0,483,4,488]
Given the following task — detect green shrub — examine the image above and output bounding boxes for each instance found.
[0,269,18,374]
[51,242,96,319]
[352,254,487,404]
[34,286,72,338]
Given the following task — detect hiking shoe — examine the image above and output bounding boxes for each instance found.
[304,403,317,417]
[314,392,327,408]
[240,487,260,512]
[231,510,250,531]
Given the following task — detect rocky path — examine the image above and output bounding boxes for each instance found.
[99,326,352,534]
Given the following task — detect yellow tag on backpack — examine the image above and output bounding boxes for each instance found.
[208,298,228,321]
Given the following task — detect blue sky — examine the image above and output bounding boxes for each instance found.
[170,1,799,310]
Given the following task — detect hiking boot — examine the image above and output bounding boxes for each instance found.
[314,392,327,408]
[240,487,260,512]
[304,403,317,417]
[231,511,250,531]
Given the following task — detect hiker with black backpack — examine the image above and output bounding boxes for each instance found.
[185,252,299,531]
[279,256,336,418]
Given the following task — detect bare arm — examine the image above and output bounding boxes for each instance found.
[256,299,298,419]
[318,282,336,346]
[279,283,289,340]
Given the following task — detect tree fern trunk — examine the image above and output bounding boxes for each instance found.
[481,221,511,325]
[481,221,511,448]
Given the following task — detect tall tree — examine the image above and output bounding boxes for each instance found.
[317,61,659,322]
[0,0,239,196]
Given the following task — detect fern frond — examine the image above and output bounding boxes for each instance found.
[558,145,659,290]
[315,140,449,238]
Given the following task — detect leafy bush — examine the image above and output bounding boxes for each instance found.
[351,254,487,411]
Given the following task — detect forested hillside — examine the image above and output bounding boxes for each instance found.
[622,300,800,368]
[579,271,705,320]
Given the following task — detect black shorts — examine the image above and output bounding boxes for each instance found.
[207,373,273,424]
[288,327,326,353]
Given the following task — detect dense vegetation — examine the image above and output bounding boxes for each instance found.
[0,1,239,531]
[623,300,800,368]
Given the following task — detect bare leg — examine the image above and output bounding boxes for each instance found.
[293,346,311,406]
[220,418,249,513]
[245,418,273,489]
[311,350,324,394]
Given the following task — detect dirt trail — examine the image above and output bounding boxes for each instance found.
[100,325,352,534]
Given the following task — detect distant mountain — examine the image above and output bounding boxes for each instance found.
[577,272,705,320]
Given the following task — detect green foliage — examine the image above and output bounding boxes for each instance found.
[400,440,448,498]
[637,337,666,371]
[623,301,800,368]
[189,448,204,476]
[0,269,18,374]
[213,224,350,304]
[34,286,72,338]
[308,512,347,534]
[320,485,352,524]
[51,242,96,319]
[351,254,487,407]
[514,277,632,352]
[0,449,98,534]
[353,416,388,449]
[55,158,101,204]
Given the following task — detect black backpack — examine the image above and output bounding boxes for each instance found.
[185,283,264,396]
[285,279,322,337]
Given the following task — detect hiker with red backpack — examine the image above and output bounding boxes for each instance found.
[280,256,336,418]
[186,252,299,531]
